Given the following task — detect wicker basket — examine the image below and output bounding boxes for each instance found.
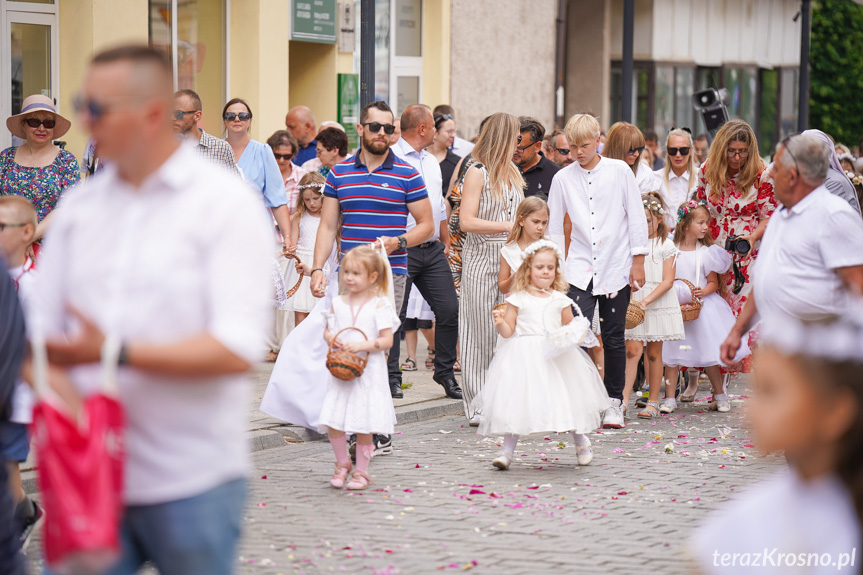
[675,278,703,322]
[625,300,645,330]
[326,327,369,381]
[493,302,508,313]
[281,251,305,299]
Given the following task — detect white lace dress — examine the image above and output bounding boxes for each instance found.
[285,213,337,313]
[317,295,400,435]
[625,237,685,342]
[477,291,610,436]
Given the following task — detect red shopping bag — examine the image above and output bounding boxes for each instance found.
[30,338,126,574]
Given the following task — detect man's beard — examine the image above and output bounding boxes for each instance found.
[363,134,389,155]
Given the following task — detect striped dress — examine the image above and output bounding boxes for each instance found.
[458,164,523,418]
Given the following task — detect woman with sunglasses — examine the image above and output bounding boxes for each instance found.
[223,98,292,254]
[1,94,80,245]
[656,128,698,228]
[458,112,525,426]
[603,122,660,194]
[694,120,777,336]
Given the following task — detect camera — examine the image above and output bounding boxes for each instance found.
[725,235,751,255]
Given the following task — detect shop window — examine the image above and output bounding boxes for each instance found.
[674,67,695,133]
[759,69,779,157]
[779,67,799,139]
[654,65,675,139]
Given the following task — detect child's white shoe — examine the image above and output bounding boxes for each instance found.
[492,452,512,470]
[660,398,677,413]
[710,398,732,412]
[576,441,593,466]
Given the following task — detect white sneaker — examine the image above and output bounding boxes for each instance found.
[469,413,482,427]
[710,398,731,413]
[660,398,677,413]
[576,441,593,465]
[602,402,624,429]
[492,452,512,470]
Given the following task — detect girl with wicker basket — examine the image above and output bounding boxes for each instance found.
[621,192,685,419]
[662,201,750,414]
[319,245,399,491]
[285,172,337,326]
[479,240,608,471]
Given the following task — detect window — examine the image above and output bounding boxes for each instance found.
[674,67,695,132]
[609,62,652,130]
[148,0,226,137]
[654,65,675,138]
[390,0,422,115]
[1,3,59,149]
[758,69,779,157]
[779,68,799,139]
[373,0,390,103]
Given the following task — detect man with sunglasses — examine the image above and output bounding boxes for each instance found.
[514,117,560,200]
[721,133,863,364]
[389,104,462,401]
[31,46,273,575]
[172,89,239,176]
[548,129,575,168]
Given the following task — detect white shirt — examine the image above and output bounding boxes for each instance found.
[30,144,273,505]
[451,135,475,158]
[635,163,660,194]
[691,470,859,575]
[654,167,692,227]
[8,259,35,424]
[391,137,446,242]
[754,185,863,325]
[548,156,649,295]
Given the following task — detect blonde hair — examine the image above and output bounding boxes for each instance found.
[471,113,525,197]
[603,122,646,177]
[564,114,601,146]
[339,244,389,296]
[295,171,326,217]
[662,128,697,191]
[703,120,764,202]
[510,246,568,294]
[506,196,549,244]
[642,191,669,242]
[0,196,37,227]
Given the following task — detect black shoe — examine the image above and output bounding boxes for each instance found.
[373,434,393,456]
[390,381,404,399]
[433,375,463,400]
[633,356,646,392]
[635,395,648,408]
[17,497,43,550]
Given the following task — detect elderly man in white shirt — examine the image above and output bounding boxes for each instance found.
[388,105,462,402]
[721,132,863,365]
[549,114,649,429]
[30,46,272,575]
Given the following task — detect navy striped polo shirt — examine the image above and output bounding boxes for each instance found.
[324,150,429,274]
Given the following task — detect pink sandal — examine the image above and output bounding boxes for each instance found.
[345,470,372,491]
[330,463,352,489]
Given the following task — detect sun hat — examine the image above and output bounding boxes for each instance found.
[5,94,71,140]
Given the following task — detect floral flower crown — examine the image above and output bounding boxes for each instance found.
[643,198,665,216]
[297,182,325,192]
[677,199,707,223]
[845,170,863,187]
[519,239,564,265]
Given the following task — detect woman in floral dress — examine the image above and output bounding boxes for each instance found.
[694,120,777,318]
[1,95,80,243]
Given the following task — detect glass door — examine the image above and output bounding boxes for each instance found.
[389,0,423,116]
[1,10,59,149]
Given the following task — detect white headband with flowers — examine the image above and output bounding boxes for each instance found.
[643,197,665,216]
[518,239,564,266]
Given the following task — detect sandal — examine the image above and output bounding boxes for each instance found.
[345,470,372,491]
[638,402,660,419]
[400,357,417,372]
[330,462,352,489]
[453,360,462,373]
[425,350,436,369]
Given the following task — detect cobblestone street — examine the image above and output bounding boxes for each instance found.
[235,376,784,575]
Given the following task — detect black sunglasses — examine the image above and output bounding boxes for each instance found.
[434,113,453,129]
[516,139,539,152]
[554,147,571,155]
[627,146,645,156]
[363,122,396,135]
[24,118,56,129]
[273,152,293,161]
[174,110,198,120]
[667,146,691,157]
[224,112,252,122]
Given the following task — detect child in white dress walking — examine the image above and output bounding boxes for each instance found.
[479,240,609,470]
[320,245,399,491]
[498,196,549,294]
[663,201,750,413]
[622,192,685,418]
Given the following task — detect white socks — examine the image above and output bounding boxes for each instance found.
[502,433,519,456]
[571,432,590,447]
[713,392,729,402]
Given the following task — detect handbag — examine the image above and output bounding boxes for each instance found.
[31,337,125,574]
[545,297,600,358]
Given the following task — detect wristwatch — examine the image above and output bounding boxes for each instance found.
[396,235,407,251]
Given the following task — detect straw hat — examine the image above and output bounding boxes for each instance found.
[6,94,71,140]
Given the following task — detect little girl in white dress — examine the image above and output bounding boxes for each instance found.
[478,240,609,470]
[663,201,750,413]
[498,196,549,295]
[319,245,399,491]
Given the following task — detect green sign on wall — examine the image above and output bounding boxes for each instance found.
[338,73,360,152]
[292,0,337,44]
